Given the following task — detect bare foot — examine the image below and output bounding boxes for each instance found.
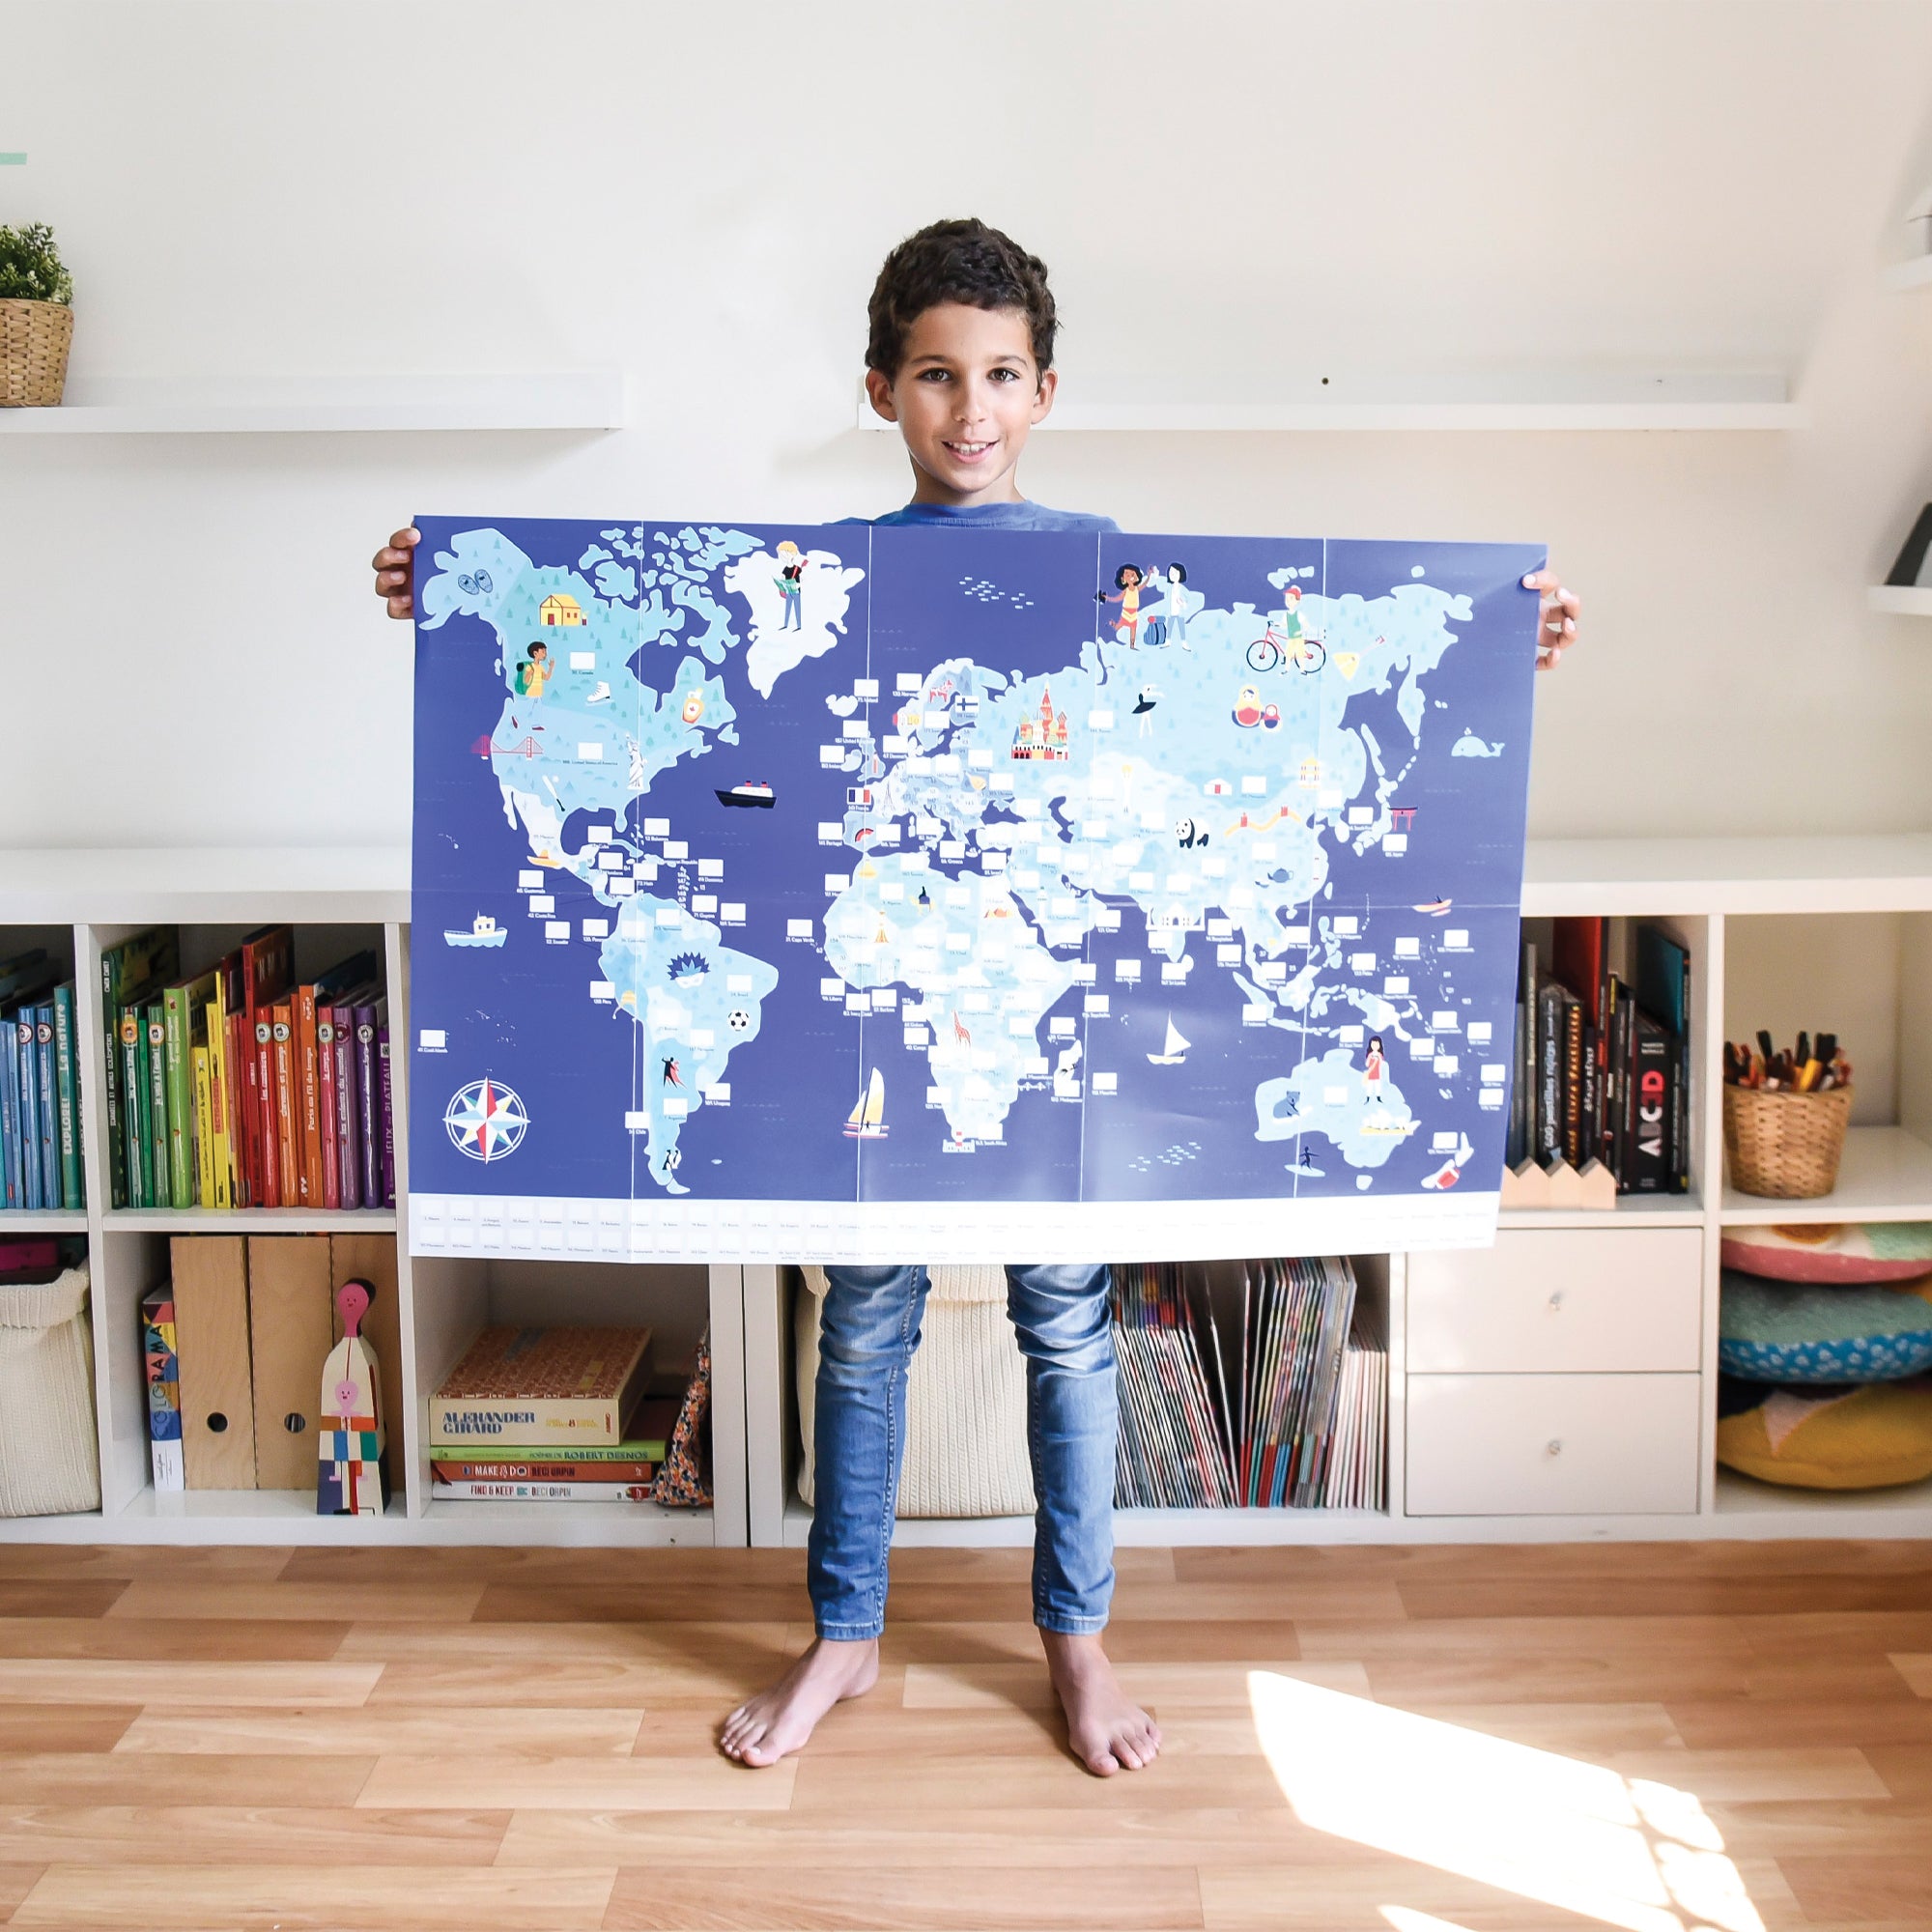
[1039,1629,1161,1776]
[719,1635,879,1767]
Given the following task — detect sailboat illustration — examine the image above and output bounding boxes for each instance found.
[843,1067,889,1139]
[1147,1015,1190,1065]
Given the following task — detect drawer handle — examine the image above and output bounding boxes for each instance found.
[1546,1438,1564,1457]
[1547,1291,1565,1312]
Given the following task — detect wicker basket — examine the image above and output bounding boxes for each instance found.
[1,298,73,407]
[1723,1084,1854,1199]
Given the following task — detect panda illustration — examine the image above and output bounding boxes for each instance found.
[1175,816,1208,850]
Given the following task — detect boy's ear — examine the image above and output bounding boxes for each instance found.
[1030,366,1058,426]
[863,369,898,424]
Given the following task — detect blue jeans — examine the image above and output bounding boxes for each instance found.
[780,593,802,630]
[808,1262,1118,1640]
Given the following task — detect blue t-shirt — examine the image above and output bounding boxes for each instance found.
[845,500,1119,533]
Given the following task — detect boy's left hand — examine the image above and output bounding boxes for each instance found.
[1523,569,1580,670]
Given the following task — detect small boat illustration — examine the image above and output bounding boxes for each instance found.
[444,913,508,950]
[716,781,777,809]
[1413,896,1453,916]
[1147,1015,1190,1065]
[843,1067,888,1139]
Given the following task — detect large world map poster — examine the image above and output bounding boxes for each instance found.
[408,516,1542,1264]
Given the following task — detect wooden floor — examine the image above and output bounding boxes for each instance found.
[0,1539,1926,1930]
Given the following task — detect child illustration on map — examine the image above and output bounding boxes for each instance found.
[516,640,551,701]
[1363,1034,1388,1104]
[1155,563,1195,648]
[774,540,809,631]
[1095,563,1149,647]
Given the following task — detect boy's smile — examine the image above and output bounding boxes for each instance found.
[865,301,1058,507]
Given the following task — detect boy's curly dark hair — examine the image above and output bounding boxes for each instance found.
[866,217,1058,381]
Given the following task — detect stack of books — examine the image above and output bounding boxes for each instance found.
[0,950,83,1210]
[1507,917,1691,1193]
[429,1325,673,1501]
[1110,1256,1386,1512]
[101,925,393,1211]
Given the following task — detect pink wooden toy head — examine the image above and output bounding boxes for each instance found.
[336,1278,374,1339]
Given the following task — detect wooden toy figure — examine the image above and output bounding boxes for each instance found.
[317,1277,385,1517]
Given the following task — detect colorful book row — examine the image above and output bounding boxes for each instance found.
[0,949,83,1210]
[100,926,394,1211]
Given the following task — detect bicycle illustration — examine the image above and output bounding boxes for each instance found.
[1245,622,1325,675]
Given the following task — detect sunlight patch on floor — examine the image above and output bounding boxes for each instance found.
[1248,1670,1762,1932]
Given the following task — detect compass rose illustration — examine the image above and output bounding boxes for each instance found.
[444,1078,529,1162]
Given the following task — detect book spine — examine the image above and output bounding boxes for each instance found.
[315,1012,340,1208]
[378,1015,393,1208]
[430,1460,657,1483]
[204,1003,231,1209]
[99,952,126,1208]
[1561,996,1583,1167]
[270,1005,298,1203]
[34,1008,59,1209]
[254,1015,280,1208]
[332,1008,359,1209]
[1667,1027,1690,1193]
[1535,982,1563,1163]
[0,1012,19,1209]
[145,1005,170,1210]
[296,984,322,1208]
[430,1397,630,1447]
[1631,1019,1670,1192]
[429,1477,660,1502]
[120,1007,148,1209]
[1579,1021,1600,1170]
[52,982,81,1209]
[354,1007,379,1205]
[140,1288,185,1493]
[162,986,194,1209]
[17,1013,42,1210]
[228,1010,253,1207]
[191,1043,214,1208]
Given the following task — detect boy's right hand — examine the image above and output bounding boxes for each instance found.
[371,526,420,619]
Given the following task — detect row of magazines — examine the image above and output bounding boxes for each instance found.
[1111,1257,1386,1511]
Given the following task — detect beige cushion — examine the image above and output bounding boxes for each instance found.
[795,1267,1035,1518]
[0,1262,101,1518]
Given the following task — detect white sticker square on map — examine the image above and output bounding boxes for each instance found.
[570,650,595,669]
[588,825,612,844]
[1323,1085,1349,1104]
[691,1028,715,1048]
[1409,1037,1434,1058]
[1115,959,1142,981]
[633,859,658,880]
[1093,1071,1118,1094]
[1481,1063,1506,1083]
[945,885,970,907]
[545,920,569,939]
[1027,1055,1050,1076]
[1129,870,1155,892]
[946,933,971,952]
[611,878,635,896]
[577,743,604,760]
[1468,1021,1493,1043]
[1084,994,1110,1016]
[1319,788,1344,808]
[664,1098,688,1119]
[842,720,867,740]
[1333,915,1360,936]
[788,919,814,939]
[824,874,849,893]
[418,1029,446,1050]
[644,816,670,836]
[1008,1014,1033,1036]
[982,852,1007,871]
[1348,806,1374,824]
[896,671,922,694]
[654,907,678,928]
[919,815,945,838]
[1049,1016,1076,1037]
[703,1083,730,1105]
[1073,963,1097,985]
[820,746,844,766]
[1479,1086,1505,1108]
[725,974,753,993]
[820,977,844,997]
[530,895,554,915]
[844,993,870,1015]
[582,918,610,938]
[882,735,908,755]
[1385,976,1410,996]
[697,858,724,879]
[1384,835,1408,854]
[1160,961,1188,983]
[1258,960,1286,981]
[1208,917,1233,939]
[939,840,966,862]
[1242,1003,1268,1025]
[1217,944,1240,966]
[1350,952,1376,972]
[903,1024,927,1048]
[1445,928,1469,949]
[1286,924,1309,944]
[1340,1024,1364,1043]
[1433,1130,1460,1151]
[1096,908,1122,932]
[991,773,1015,791]
[855,677,879,698]
[664,841,689,861]
[589,980,614,1000]
[1241,775,1266,795]
[1012,869,1040,891]
[880,883,904,902]
[1088,710,1115,730]
[818,823,842,845]
[964,991,991,1011]
[1395,937,1421,957]
[873,989,897,1009]
[693,894,718,914]
[519,870,542,889]
[1432,1010,1459,1030]
[597,850,623,870]
[968,749,993,768]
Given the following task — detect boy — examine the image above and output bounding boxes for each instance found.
[370,217,1581,1776]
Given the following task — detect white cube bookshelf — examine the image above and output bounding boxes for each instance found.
[5,838,1932,1548]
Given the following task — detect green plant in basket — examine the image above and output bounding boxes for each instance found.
[0,222,73,306]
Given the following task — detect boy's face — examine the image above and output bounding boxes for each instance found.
[865,301,1057,505]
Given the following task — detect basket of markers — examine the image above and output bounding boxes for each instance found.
[1721,1031,1852,1199]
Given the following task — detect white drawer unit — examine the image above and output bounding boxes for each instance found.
[1406,1229,1702,1375]
[1406,1373,1702,1516]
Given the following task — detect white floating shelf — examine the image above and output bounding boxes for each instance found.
[1720,1126,1932,1225]
[1869,584,1932,616]
[0,371,627,435]
[101,1208,396,1234]
[1882,254,1932,292]
[858,372,1803,433]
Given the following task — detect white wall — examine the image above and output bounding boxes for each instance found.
[3,0,1931,849]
